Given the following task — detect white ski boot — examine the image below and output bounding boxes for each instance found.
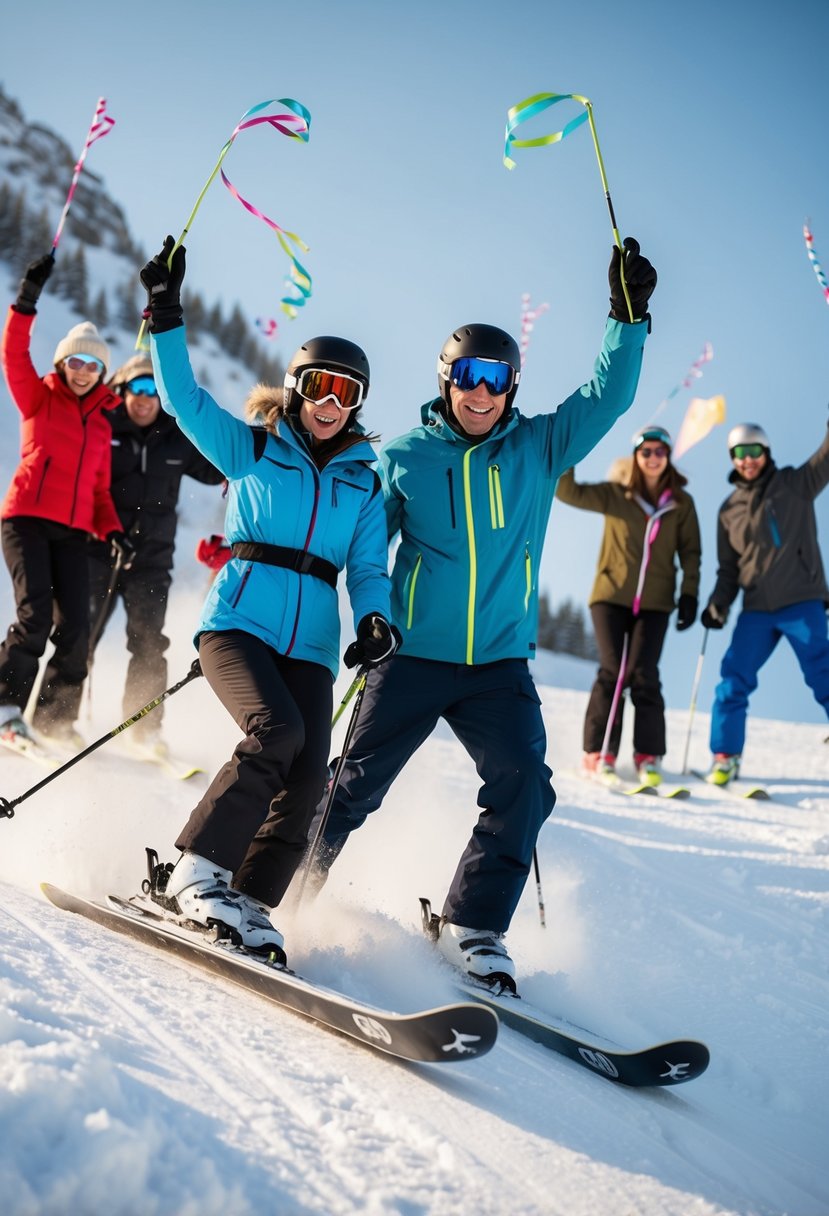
[437,921,516,992]
[166,851,284,954]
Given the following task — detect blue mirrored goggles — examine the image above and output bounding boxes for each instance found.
[448,356,516,396]
[125,376,158,397]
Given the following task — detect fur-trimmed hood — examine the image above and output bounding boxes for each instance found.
[244,382,285,429]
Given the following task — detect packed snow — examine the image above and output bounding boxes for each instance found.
[0,622,826,1216]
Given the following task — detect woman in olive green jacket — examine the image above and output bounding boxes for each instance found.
[555,425,701,783]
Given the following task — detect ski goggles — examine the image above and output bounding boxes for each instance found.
[287,367,366,411]
[124,376,158,397]
[730,443,766,460]
[444,356,516,396]
[636,444,669,460]
[633,425,672,451]
[64,354,104,373]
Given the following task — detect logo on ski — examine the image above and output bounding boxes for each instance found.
[577,1048,620,1078]
[442,1029,484,1056]
[659,1059,692,1081]
[351,1014,393,1044]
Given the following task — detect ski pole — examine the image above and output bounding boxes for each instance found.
[681,629,709,775]
[532,847,546,928]
[599,631,629,762]
[86,547,125,716]
[0,660,203,820]
[331,669,366,727]
[293,667,369,903]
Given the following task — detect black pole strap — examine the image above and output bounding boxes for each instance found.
[0,659,203,821]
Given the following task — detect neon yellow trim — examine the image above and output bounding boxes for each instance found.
[524,549,532,610]
[463,449,477,664]
[406,554,422,630]
[491,465,505,528]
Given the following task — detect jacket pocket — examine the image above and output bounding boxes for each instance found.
[35,457,52,503]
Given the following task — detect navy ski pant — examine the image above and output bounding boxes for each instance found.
[176,630,333,908]
[320,655,555,933]
[710,600,829,755]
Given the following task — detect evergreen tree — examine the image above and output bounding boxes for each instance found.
[220,303,247,359]
[90,287,109,329]
[115,275,141,330]
[0,182,17,259]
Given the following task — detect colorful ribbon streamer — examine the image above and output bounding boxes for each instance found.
[652,342,714,419]
[52,97,115,250]
[519,293,550,369]
[503,92,632,322]
[216,99,312,317]
[804,221,829,306]
[137,98,311,350]
[256,317,278,339]
[672,394,726,461]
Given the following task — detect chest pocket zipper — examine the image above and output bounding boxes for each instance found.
[488,464,505,529]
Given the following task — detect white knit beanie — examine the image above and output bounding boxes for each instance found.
[53,322,110,375]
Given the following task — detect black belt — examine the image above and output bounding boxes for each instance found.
[230,542,338,589]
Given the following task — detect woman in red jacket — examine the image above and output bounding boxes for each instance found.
[0,253,131,751]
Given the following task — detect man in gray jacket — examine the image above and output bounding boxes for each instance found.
[701,421,829,783]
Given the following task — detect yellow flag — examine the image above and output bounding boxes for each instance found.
[672,395,726,460]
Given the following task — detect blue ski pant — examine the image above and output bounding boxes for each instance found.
[320,655,556,934]
[710,599,829,755]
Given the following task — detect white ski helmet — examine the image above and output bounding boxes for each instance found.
[727,423,770,454]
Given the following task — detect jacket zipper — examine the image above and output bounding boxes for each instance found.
[766,502,781,547]
[462,448,477,664]
[69,414,90,526]
[286,475,321,655]
[446,469,456,527]
[488,464,505,529]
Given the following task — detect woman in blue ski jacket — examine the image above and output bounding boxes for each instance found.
[138,238,397,962]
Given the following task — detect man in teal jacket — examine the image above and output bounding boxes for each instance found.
[314,239,657,990]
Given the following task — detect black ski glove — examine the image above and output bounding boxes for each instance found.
[700,600,728,630]
[15,252,55,315]
[139,235,186,333]
[676,594,698,632]
[344,614,402,669]
[108,531,137,571]
[608,237,657,324]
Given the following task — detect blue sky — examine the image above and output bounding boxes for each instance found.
[4,0,829,728]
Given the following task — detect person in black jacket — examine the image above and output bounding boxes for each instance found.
[87,355,225,747]
[701,421,829,784]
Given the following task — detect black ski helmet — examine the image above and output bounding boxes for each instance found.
[437,323,522,410]
[283,336,370,414]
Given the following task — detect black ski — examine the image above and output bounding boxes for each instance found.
[419,897,708,1086]
[456,983,709,1086]
[41,883,498,1066]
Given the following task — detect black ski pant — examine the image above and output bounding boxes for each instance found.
[584,602,670,758]
[319,655,555,934]
[0,516,90,731]
[88,551,172,730]
[175,629,333,909]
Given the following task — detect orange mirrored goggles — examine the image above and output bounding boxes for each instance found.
[290,367,366,411]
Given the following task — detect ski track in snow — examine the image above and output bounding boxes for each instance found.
[0,664,827,1216]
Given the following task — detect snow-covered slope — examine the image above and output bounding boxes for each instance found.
[0,653,826,1216]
